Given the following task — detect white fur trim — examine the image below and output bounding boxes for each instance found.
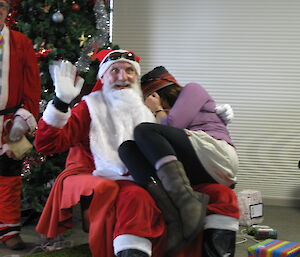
[0,143,9,155]
[42,100,71,128]
[15,108,37,132]
[0,116,5,154]
[97,50,141,78]
[0,231,20,240]
[113,234,151,256]
[0,25,10,111]
[0,223,21,228]
[204,214,239,231]
[0,26,10,153]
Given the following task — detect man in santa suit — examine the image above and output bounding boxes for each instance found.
[0,0,41,250]
[34,49,239,257]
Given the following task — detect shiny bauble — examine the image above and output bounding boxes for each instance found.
[52,11,64,23]
[72,3,80,11]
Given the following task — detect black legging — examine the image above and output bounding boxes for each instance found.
[118,122,217,186]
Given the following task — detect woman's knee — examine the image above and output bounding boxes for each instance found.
[134,122,156,141]
[118,140,136,159]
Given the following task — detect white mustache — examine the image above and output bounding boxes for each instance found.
[111,81,132,88]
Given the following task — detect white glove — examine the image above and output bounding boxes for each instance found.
[8,116,29,142]
[215,104,234,125]
[49,60,84,104]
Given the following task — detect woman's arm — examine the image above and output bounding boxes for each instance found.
[144,92,167,123]
[161,83,211,129]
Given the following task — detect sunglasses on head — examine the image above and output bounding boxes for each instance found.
[103,51,137,64]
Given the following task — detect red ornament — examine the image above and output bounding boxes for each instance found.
[5,11,18,29]
[36,48,53,58]
[72,3,80,11]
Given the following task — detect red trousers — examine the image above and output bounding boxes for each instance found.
[0,176,22,241]
[194,183,240,219]
[36,169,239,257]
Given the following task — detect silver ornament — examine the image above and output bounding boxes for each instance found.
[52,10,64,23]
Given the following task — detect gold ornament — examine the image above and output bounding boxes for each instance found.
[41,5,51,13]
[87,51,94,57]
[78,33,88,47]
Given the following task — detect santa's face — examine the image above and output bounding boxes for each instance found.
[101,61,143,98]
[101,61,138,90]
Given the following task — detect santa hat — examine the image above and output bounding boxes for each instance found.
[93,49,141,78]
[141,66,181,98]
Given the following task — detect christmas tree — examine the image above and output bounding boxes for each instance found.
[6,0,115,214]
[8,0,112,103]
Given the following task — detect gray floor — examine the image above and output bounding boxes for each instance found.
[1,205,299,257]
[235,205,300,257]
[0,206,89,257]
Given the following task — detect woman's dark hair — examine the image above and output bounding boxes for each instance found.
[156,84,182,108]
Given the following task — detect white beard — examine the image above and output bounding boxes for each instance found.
[83,84,155,180]
[102,79,143,101]
[103,86,153,147]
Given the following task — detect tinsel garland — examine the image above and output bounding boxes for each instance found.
[76,0,110,72]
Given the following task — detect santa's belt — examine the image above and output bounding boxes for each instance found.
[0,104,22,116]
[0,155,23,176]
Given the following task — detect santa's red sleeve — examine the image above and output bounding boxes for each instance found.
[8,30,41,131]
[34,100,91,155]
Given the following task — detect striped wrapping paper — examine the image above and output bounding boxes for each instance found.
[248,239,300,257]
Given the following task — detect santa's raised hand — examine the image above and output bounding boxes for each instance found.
[49,60,84,104]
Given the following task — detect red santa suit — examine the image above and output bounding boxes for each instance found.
[35,83,169,257]
[0,25,41,242]
[34,76,239,257]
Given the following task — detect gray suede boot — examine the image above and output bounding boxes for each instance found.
[147,177,185,256]
[157,160,209,241]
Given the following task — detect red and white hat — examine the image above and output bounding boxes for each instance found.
[93,49,141,78]
[141,66,181,98]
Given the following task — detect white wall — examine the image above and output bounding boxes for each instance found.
[112,0,300,206]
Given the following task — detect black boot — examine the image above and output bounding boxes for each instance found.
[147,177,185,256]
[203,229,236,257]
[3,234,26,250]
[117,249,149,257]
[157,160,209,241]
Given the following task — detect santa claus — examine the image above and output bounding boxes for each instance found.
[36,49,167,257]
[0,0,41,250]
[35,49,239,257]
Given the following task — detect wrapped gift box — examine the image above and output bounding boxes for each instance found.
[248,239,300,257]
[237,189,264,226]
